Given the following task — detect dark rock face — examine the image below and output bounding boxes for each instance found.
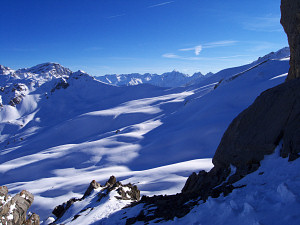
[0,186,39,225]
[183,79,300,195]
[281,0,300,80]
[213,78,300,168]
[52,198,79,219]
[50,78,69,93]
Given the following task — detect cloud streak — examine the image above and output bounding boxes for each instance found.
[242,15,282,32]
[106,2,174,19]
[179,40,237,56]
[162,53,250,61]
[105,14,126,19]
[148,1,174,8]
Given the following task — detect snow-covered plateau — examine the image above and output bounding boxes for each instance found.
[1,47,299,224]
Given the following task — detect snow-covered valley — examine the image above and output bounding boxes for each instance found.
[1,47,299,224]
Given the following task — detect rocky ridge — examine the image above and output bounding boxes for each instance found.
[0,63,94,108]
[49,176,140,224]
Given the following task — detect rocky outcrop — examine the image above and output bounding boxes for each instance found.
[52,176,140,223]
[281,0,300,80]
[183,78,300,195]
[0,186,39,225]
[50,78,69,93]
[82,180,102,198]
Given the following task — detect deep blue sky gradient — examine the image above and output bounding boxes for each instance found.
[0,0,288,75]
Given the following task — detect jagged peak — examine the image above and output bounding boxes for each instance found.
[19,62,72,77]
[161,70,189,77]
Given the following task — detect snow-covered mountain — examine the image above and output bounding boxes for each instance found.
[95,70,208,87]
[1,47,298,224]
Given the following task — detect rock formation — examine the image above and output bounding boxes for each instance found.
[0,186,39,225]
[281,0,300,80]
[51,176,140,223]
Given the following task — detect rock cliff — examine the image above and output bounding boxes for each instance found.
[281,0,300,80]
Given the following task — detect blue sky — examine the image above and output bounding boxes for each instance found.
[0,0,288,75]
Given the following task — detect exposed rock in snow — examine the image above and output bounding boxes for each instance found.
[0,186,39,225]
[50,176,140,224]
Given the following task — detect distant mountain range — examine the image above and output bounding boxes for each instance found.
[1,47,289,90]
[95,71,214,87]
[94,47,290,88]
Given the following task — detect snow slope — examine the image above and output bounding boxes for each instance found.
[98,144,300,225]
[0,48,291,223]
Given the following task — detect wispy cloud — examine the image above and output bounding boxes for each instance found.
[148,1,174,8]
[242,15,282,32]
[244,41,284,53]
[162,53,250,61]
[162,53,180,59]
[179,45,202,55]
[203,40,238,48]
[179,40,237,56]
[105,14,126,19]
[105,1,174,20]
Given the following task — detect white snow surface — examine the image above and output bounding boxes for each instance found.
[101,145,300,225]
[0,48,295,224]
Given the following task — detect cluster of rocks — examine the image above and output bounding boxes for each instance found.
[51,176,140,223]
[0,186,39,225]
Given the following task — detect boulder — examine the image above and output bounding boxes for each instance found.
[105,175,117,187]
[83,180,102,199]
